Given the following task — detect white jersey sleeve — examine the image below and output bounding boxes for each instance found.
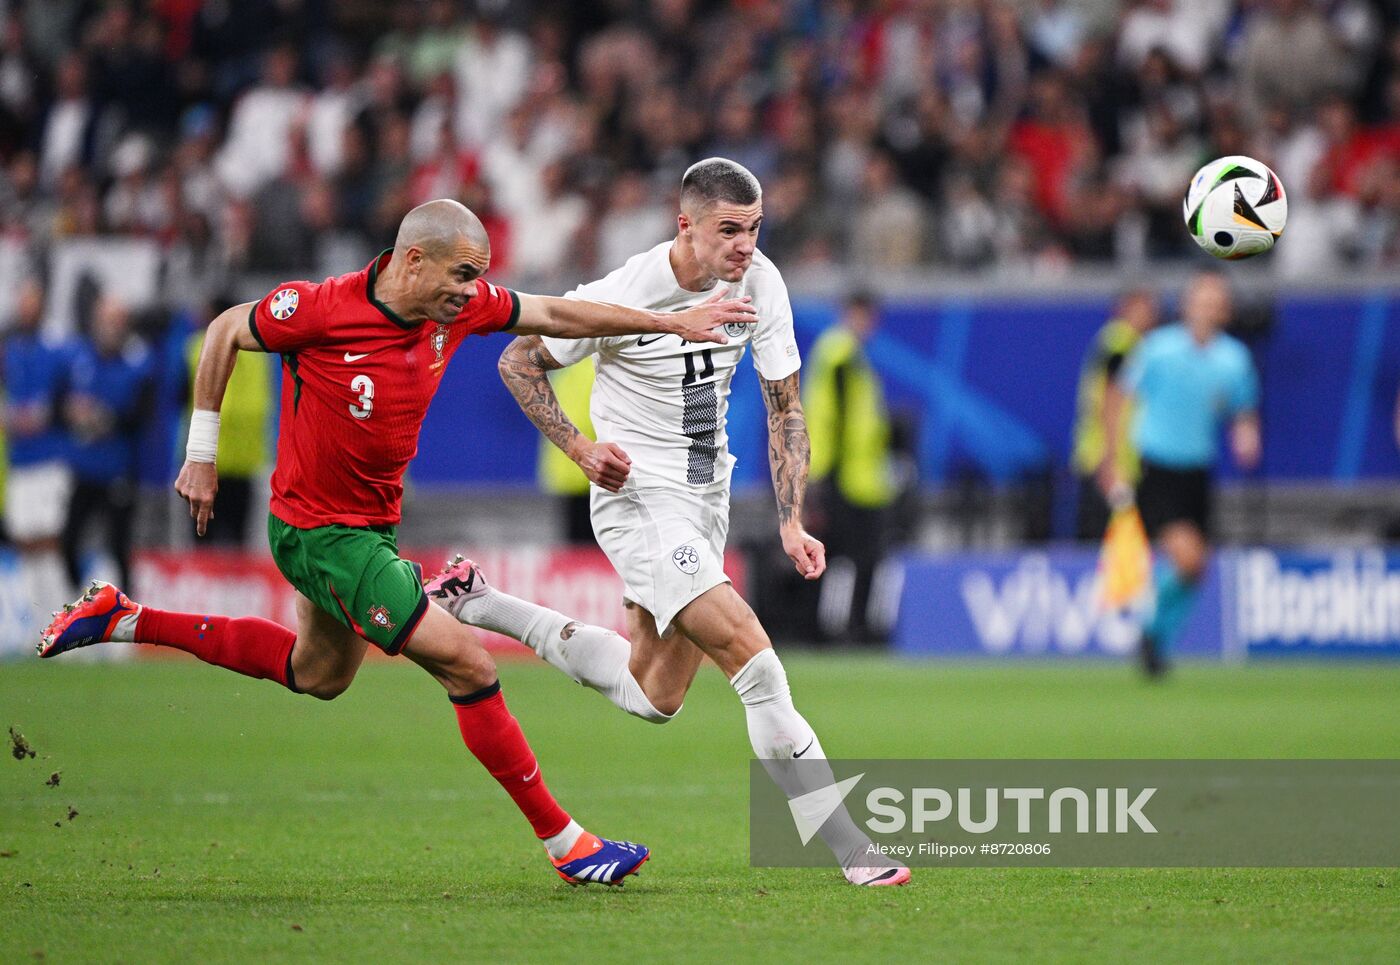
[536,242,797,492]
[538,272,631,367]
[747,261,800,381]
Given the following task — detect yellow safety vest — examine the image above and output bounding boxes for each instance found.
[537,357,597,496]
[1071,319,1141,481]
[804,326,894,508]
[187,332,272,478]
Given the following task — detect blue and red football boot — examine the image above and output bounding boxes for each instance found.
[550,832,650,886]
[38,581,140,658]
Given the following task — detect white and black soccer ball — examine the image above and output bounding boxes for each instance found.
[1182,155,1288,260]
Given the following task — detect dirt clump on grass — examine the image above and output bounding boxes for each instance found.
[9,726,36,760]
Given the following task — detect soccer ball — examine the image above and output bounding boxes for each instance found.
[1182,155,1288,260]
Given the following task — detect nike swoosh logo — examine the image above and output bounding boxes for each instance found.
[793,738,815,759]
[522,763,539,782]
[343,351,371,362]
[636,335,668,346]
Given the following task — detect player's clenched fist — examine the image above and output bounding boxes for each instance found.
[781,525,826,581]
[175,460,219,536]
[570,439,631,493]
[662,289,756,345]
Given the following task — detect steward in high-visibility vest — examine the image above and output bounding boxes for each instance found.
[803,294,895,642]
[805,323,894,510]
[1070,289,1158,541]
[1073,321,1141,483]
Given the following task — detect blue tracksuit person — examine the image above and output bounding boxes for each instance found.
[62,296,155,593]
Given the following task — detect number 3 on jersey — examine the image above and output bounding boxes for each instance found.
[349,374,374,420]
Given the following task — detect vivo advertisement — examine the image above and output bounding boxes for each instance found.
[894,548,1400,661]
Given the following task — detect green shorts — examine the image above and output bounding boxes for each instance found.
[267,514,428,655]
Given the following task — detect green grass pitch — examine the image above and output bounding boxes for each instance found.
[3,655,1397,962]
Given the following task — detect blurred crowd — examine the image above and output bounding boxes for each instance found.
[0,0,1395,293]
[1,277,156,623]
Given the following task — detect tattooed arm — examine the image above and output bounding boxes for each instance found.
[498,335,632,492]
[760,372,826,580]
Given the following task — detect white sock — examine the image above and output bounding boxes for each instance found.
[110,606,140,643]
[731,649,874,867]
[454,588,673,724]
[453,586,571,651]
[541,818,585,860]
[552,623,677,724]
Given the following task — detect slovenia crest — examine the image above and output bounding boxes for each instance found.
[672,544,701,575]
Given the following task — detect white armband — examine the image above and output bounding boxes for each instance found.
[186,409,221,464]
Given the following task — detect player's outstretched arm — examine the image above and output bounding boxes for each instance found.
[174,301,259,536]
[760,372,825,580]
[512,289,755,345]
[498,336,632,492]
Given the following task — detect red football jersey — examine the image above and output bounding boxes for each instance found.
[249,250,519,528]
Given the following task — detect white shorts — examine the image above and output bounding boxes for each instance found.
[590,483,731,637]
[4,460,73,542]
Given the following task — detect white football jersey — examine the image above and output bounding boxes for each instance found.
[541,241,800,492]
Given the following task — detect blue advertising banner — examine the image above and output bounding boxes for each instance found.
[894,547,1400,660]
[399,291,1400,489]
[1225,548,1400,658]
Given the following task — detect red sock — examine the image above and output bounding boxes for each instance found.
[134,608,297,690]
[452,682,570,840]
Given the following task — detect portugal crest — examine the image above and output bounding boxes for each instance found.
[431,324,448,362]
[270,288,299,320]
[367,605,395,631]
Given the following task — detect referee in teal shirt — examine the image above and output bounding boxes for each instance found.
[1112,271,1261,675]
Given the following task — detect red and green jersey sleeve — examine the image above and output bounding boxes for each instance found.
[457,279,520,335]
[248,281,329,354]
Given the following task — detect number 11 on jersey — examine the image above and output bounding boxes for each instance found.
[682,349,714,386]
